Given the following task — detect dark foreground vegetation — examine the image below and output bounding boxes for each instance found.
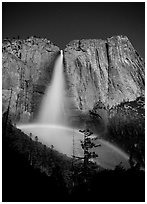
[3,114,145,202]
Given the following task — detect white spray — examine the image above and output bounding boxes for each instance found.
[38,50,66,125]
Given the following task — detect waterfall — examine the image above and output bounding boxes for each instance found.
[38,50,66,125]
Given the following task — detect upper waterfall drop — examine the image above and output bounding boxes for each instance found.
[37,50,66,125]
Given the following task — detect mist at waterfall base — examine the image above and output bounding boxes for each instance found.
[17,51,130,170]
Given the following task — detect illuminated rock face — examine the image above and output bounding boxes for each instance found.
[64,36,144,112]
[2,35,145,125]
[2,37,60,123]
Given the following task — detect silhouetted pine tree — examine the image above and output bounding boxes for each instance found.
[71,128,100,188]
[79,129,100,172]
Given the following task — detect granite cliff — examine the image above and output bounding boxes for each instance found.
[64,36,144,111]
[2,37,59,123]
[2,35,145,166]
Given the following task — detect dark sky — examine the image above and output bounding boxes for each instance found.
[2,2,145,58]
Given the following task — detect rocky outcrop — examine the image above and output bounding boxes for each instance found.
[64,36,144,112]
[2,37,59,123]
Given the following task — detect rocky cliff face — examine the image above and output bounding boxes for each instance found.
[2,37,59,123]
[2,35,145,125]
[64,35,144,112]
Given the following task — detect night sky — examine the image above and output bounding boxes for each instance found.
[2,2,145,58]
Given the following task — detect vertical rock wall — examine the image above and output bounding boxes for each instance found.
[2,35,145,131]
[64,35,144,112]
[2,37,60,123]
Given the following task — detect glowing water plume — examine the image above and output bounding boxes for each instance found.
[37,50,66,125]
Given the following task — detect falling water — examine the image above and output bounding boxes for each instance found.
[38,50,66,125]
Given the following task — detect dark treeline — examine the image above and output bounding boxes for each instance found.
[2,114,145,202]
